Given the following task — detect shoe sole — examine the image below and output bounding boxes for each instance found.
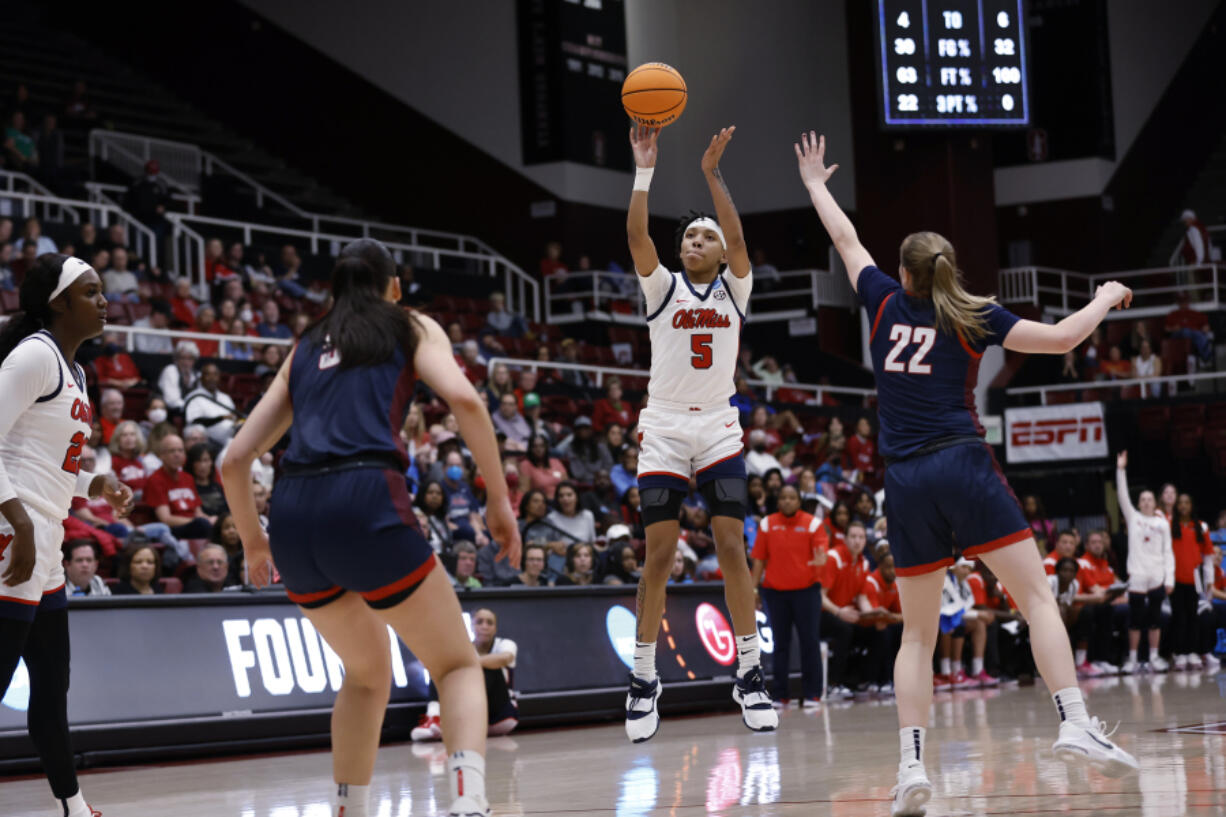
[1053,744,1139,778]
[891,781,932,816]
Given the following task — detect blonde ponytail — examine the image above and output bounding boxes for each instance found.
[900,232,995,343]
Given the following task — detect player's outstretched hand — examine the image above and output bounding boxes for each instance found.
[1,526,35,586]
[630,124,661,169]
[243,530,275,589]
[99,474,135,518]
[1095,281,1133,310]
[486,496,522,569]
[794,131,838,187]
[1116,450,1127,470]
[701,126,735,174]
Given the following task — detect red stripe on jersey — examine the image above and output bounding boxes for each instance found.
[955,330,983,360]
[963,528,1032,557]
[361,556,438,603]
[287,585,345,605]
[895,557,955,577]
[870,292,897,343]
[697,451,741,473]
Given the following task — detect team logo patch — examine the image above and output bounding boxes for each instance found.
[714,289,727,301]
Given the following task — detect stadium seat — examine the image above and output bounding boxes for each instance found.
[1137,406,1170,441]
[106,301,131,324]
[122,388,150,420]
[1118,385,1141,400]
[186,539,210,558]
[1161,338,1190,375]
[1045,391,1077,405]
[129,302,152,322]
[1206,402,1226,428]
[129,504,156,527]
[158,577,183,594]
[1171,404,1205,426]
[1169,425,1202,459]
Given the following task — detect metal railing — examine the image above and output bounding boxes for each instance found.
[0,191,158,267]
[88,131,200,199]
[0,170,75,223]
[543,266,858,327]
[85,181,200,215]
[1005,371,1226,405]
[999,264,1223,319]
[166,212,539,321]
[103,323,292,359]
[1168,224,1224,266]
[486,357,876,405]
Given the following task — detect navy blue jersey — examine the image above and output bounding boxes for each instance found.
[283,334,415,468]
[857,265,1020,459]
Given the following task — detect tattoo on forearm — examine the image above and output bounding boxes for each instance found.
[712,167,733,201]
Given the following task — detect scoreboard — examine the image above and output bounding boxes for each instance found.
[875,0,1029,128]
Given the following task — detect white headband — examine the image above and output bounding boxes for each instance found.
[686,217,726,250]
[48,257,94,303]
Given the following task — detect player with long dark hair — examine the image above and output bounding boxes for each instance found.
[622,125,777,742]
[794,133,1138,816]
[0,254,133,817]
[222,239,521,817]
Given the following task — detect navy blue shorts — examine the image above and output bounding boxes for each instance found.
[885,442,1030,577]
[269,466,437,609]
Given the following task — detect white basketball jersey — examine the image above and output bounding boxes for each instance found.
[0,331,93,520]
[639,265,751,408]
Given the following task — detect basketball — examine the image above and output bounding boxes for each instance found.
[621,62,687,127]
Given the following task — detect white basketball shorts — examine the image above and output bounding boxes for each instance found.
[0,505,68,621]
[636,401,745,489]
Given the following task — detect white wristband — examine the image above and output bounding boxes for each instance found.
[633,166,654,192]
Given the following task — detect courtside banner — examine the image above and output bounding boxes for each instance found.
[1005,401,1107,463]
[0,587,796,749]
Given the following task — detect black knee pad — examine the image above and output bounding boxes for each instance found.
[640,487,685,526]
[699,477,747,520]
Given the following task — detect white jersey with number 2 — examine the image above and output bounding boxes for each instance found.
[639,264,751,409]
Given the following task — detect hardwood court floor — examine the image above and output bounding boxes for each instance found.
[4,672,1226,816]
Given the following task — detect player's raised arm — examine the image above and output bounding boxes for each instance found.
[1002,282,1132,354]
[702,127,749,278]
[628,125,662,277]
[794,132,874,291]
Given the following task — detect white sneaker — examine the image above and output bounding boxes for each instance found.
[1120,659,1140,675]
[625,674,662,743]
[1186,653,1203,670]
[1052,717,1140,778]
[1174,654,1189,671]
[802,697,822,710]
[1202,653,1221,671]
[826,685,854,701]
[448,793,490,817]
[732,667,779,732]
[1093,661,1120,676]
[890,763,932,816]
[878,682,895,697]
[1149,655,1170,673]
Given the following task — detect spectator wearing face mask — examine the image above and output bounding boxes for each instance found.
[62,540,111,596]
[440,450,489,547]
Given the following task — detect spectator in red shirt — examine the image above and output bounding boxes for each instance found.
[1165,292,1214,366]
[192,305,220,358]
[591,377,636,432]
[1042,529,1078,575]
[143,433,214,539]
[521,434,570,500]
[1099,345,1132,380]
[820,519,871,699]
[93,331,142,389]
[513,368,539,411]
[750,484,828,706]
[204,237,238,285]
[1071,530,1127,676]
[1177,209,1212,266]
[540,240,567,281]
[857,547,904,693]
[843,416,878,484]
[108,420,150,497]
[170,277,199,326]
[97,387,125,445]
[1169,493,1219,670]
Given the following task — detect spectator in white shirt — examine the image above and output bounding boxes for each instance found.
[183,362,239,446]
[1178,209,1212,266]
[132,300,176,354]
[751,355,784,385]
[158,340,201,412]
[102,246,140,303]
[63,540,112,597]
[18,216,57,255]
[746,429,785,477]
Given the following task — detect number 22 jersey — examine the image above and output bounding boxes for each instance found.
[0,331,93,520]
[858,265,1019,460]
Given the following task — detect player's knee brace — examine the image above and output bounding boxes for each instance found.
[640,487,685,526]
[699,476,747,520]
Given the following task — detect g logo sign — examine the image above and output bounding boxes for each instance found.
[695,603,736,666]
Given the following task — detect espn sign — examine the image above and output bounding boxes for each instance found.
[1005,402,1107,463]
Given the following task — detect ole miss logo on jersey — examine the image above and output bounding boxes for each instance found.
[672,308,732,330]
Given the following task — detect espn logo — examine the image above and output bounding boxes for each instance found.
[1011,417,1103,447]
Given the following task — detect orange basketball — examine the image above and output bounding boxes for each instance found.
[621,62,687,127]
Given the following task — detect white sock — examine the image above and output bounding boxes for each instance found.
[952,660,963,675]
[971,657,984,676]
[940,658,951,675]
[1052,687,1089,726]
[1074,649,1087,666]
[1128,649,1138,663]
[899,726,925,768]
[426,700,441,718]
[62,791,90,817]
[335,783,369,817]
[633,641,657,681]
[448,750,486,803]
[737,633,761,677]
